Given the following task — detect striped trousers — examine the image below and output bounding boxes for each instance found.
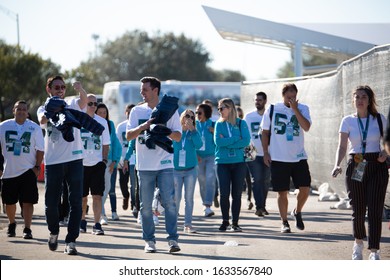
[346,152,389,250]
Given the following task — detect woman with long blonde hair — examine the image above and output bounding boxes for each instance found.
[214,98,250,231]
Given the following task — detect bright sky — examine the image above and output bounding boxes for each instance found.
[1,0,389,81]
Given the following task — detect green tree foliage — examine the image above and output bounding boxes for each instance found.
[0,40,60,121]
[277,53,338,78]
[71,30,245,94]
[276,61,295,78]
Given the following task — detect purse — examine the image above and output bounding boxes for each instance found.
[244,144,257,162]
[238,119,257,162]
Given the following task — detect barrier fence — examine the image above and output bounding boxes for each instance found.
[241,44,390,196]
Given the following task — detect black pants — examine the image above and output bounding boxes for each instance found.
[346,153,389,250]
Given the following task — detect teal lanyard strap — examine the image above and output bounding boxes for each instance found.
[357,116,370,155]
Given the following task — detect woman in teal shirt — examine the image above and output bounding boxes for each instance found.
[173,109,203,233]
[96,103,122,224]
[196,103,217,217]
[214,98,250,232]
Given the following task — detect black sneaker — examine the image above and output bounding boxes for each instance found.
[219,221,230,231]
[261,208,269,215]
[291,210,305,230]
[23,227,33,239]
[48,234,58,251]
[92,222,104,235]
[281,221,291,233]
[122,197,129,210]
[7,223,16,237]
[255,209,264,217]
[231,224,242,232]
[80,219,87,233]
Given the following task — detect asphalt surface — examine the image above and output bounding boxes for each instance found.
[1,182,389,261]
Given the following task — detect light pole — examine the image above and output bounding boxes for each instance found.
[0,4,20,46]
[91,34,100,57]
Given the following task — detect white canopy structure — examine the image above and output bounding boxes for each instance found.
[203,6,378,76]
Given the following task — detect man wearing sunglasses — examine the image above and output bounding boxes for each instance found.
[79,94,110,235]
[37,75,88,255]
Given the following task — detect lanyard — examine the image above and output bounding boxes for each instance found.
[181,131,188,149]
[199,121,206,137]
[225,122,233,138]
[357,116,369,155]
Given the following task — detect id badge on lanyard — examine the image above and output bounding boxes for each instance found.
[179,131,188,167]
[352,116,370,182]
[226,122,236,157]
[286,122,294,141]
[199,123,206,151]
[179,150,186,167]
[352,161,367,182]
[13,139,22,156]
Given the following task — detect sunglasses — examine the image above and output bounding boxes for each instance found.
[53,85,66,90]
[185,114,195,120]
[87,102,98,107]
[195,111,202,115]
[218,106,228,112]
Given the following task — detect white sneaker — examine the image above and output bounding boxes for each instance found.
[112,212,119,221]
[137,215,142,224]
[183,226,197,233]
[100,215,108,225]
[144,241,156,253]
[369,251,380,260]
[352,242,364,260]
[153,215,159,226]
[204,207,215,217]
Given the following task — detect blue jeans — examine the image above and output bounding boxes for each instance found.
[216,162,246,224]
[45,159,83,243]
[102,160,117,215]
[198,155,216,206]
[138,168,178,242]
[247,156,271,209]
[174,167,198,226]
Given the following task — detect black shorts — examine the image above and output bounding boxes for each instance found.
[270,160,311,192]
[1,169,39,204]
[83,162,106,197]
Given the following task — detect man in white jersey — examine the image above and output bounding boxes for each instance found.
[37,75,88,255]
[126,76,182,253]
[261,83,312,233]
[244,92,271,217]
[0,100,44,239]
[79,94,110,235]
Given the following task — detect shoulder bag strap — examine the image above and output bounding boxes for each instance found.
[377,114,383,137]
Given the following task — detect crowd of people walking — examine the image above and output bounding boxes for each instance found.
[1,75,389,260]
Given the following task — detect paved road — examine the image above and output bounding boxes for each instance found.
[1,182,389,260]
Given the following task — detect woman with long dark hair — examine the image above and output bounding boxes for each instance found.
[96,103,122,224]
[332,85,389,260]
